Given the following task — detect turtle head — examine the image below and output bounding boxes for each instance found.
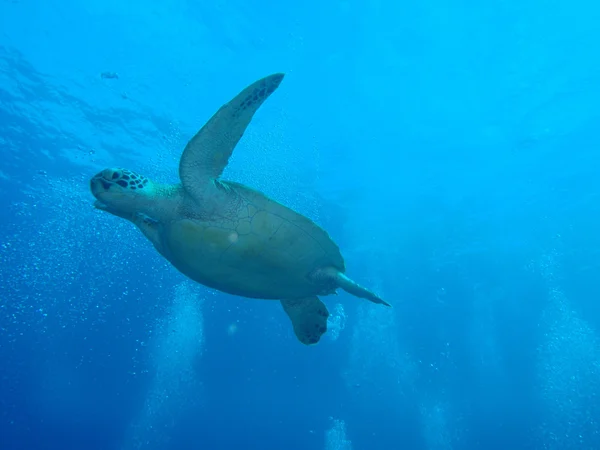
[90,168,153,220]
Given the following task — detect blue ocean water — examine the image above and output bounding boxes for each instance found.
[2,0,600,449]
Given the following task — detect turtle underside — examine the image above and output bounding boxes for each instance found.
[160,181,345,300]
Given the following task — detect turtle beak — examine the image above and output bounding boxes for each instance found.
[90,176,111,194]
[93,200,108,210]
[90,177,114,211]
[90,177,100,196]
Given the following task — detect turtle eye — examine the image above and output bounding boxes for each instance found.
[112,172,120,180]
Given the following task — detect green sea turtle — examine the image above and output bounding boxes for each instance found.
[90,73,390,345]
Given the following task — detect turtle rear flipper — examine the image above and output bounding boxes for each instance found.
[281,297,329,345]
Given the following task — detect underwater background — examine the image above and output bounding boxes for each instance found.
[2,0,600,449]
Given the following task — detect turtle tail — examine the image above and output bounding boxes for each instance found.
[333,271,391,307]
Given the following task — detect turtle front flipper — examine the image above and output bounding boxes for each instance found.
[281,297,329,345]
[179,73,285,203]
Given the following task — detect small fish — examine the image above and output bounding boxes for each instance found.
[100,71,119,80]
